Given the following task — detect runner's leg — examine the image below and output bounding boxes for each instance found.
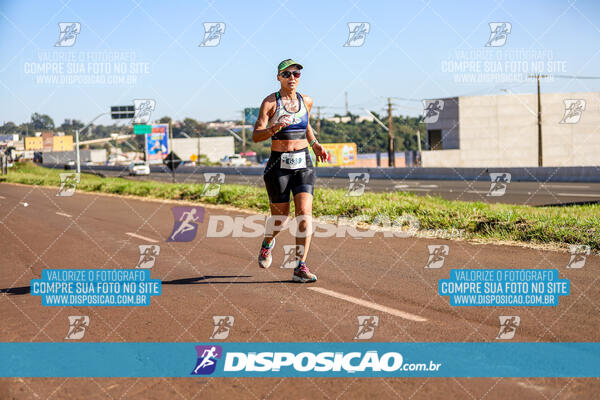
[264,201,289,245]
[293,192,313,262]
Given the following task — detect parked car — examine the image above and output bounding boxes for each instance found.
[219,154,247,167]
[128,161,150,176]
[64,160,75,170]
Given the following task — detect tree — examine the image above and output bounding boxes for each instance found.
[181,118,202,136]
[30,113,54,131]
[58,119,84,135]
[0,122,18,135]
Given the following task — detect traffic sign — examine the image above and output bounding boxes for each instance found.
[133,124,152,134]
[163,151,182,171]
[111,105,135,119]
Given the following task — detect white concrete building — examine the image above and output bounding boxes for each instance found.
[171,136,234,162]
[421,92,600,167]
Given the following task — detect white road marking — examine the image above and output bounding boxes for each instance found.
[0,195,6,199]
[396,188,432,192]
[395,184,438,189]
[541,184,590,189]
[307,287,427,322]
[466,190,489,194]
[125,232,159,243]
[55,212,72,218]
[556,193,599,198]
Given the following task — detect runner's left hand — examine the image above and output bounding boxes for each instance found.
[312,143,328,163]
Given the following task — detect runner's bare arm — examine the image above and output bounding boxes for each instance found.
[252,95,286,143]
[303,94,316,144]
[302,94,327,162]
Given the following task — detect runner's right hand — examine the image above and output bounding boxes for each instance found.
[270,122,289,135]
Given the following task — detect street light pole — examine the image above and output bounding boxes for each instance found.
[168,119,174,183]
[528,74,547,167]
[387,97,394,167]
[75,128,80,174]
[76,112,109,174]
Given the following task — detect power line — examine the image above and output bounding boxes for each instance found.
[390,96,422,102]
[553,75,600,80]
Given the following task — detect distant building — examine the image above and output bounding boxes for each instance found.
[355,152,419,168]
[0,134,21,154]
[25,132,73,152]
[25,136,43,150]
[0,134,19,144]
[421,92,600,167]
[325,115,375,123]
[207,121,236,129]
[42,149,107,165]
[52,135,73,151]
[171,136,234,162]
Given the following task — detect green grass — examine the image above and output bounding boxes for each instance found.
[3,161,599,251]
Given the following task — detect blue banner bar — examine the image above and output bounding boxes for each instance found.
[1,343,599,377]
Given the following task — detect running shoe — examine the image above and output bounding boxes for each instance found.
[258,238,275,269]
[293,261,317,283]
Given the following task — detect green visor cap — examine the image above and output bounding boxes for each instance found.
[277,59,303,72]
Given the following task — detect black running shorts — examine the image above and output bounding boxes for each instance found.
[263,147,315,203]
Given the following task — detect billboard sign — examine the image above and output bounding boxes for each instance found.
[146,124,169,163]
[317,143,357,166]
[244,108,260,126]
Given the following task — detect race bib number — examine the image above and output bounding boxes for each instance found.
[280,152,306,169]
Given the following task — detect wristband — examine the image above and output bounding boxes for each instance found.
[309,139,318,147]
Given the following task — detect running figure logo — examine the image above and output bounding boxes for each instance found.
[281,245,304,269]
[199,23,225,47]
[425,245,449,269]
[487,172,511,197]
[344,23,370,47]
[496,316,520,340]
[191,345,222,375]
[354,316,379,340]
[167,206,205,242]
[65,316,89,340]
[132,99,156,124]
[346,173,370,197]
[136,245,160,269]
[423,100,444,123]
[485,22,512,47]
[201,173,225,197]
[566,245,590,269]
[57,173,80,197]
[559,99,586,124]
[55,22,81,47]
[210,316,234,340]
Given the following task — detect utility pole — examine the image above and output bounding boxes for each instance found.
[416,130,422,166]
[241,110,246,153]
[345,92,349,115]
[168,119,174,183]
[197,128,201,165]
[315,106,321,137]
[529,74,547,167]
[387,97,394,167]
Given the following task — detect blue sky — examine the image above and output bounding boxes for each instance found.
[1,0,599,126]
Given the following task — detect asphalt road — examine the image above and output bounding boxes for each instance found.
[95,167,600,206]
[1,183,599,399]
